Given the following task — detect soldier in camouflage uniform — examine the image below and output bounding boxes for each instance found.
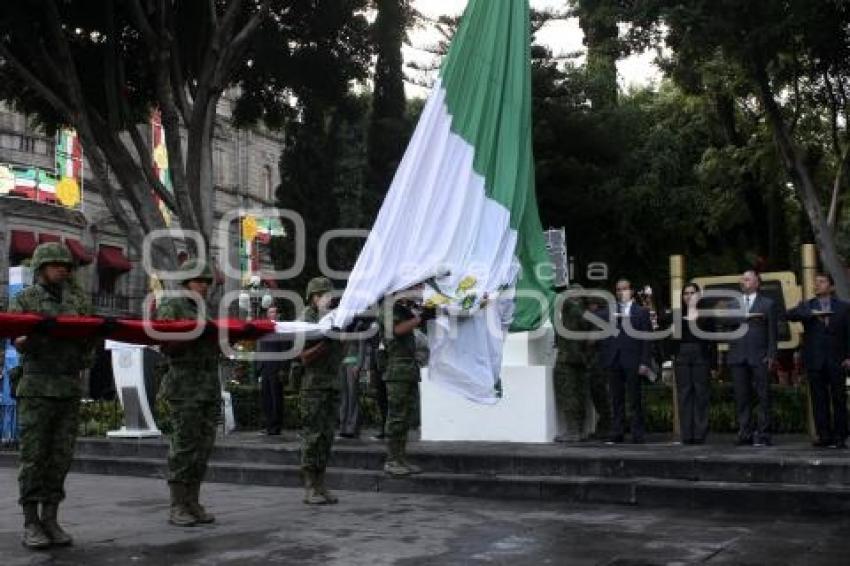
[585,295,612,438]
[298,277,344,504]
[380,288,433,476]
[554,285,610,442]
[154,259,220,527]
[9,242,96,549]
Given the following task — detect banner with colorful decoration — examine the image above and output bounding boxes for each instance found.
[55,128,83,208]
[151,110,173,226]
[240,215,284,283]
[0,163,81,208]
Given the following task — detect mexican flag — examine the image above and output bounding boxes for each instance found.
[56,128,83,183]
[331,0,553,403]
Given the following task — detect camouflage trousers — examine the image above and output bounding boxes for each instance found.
[386,382,417,443]
[299,389,340,473]
[167,399,219,485]
[554,364,611,436]
[17,396,80,505]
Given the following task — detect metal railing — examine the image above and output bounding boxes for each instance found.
[91,293,141,316]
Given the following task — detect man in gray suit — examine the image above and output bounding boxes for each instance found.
[727,270,778,446]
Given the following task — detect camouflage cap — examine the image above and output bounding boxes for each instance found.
[31,242,74,271]
[178,258,213,285]
[305,276,333,299]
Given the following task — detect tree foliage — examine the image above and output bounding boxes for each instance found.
[608,0,850,296]
[0,0,370,270]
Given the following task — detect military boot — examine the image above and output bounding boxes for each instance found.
[400,441,422,475]
[168,483,197,527]
[187,483,215,524]
[302,470,330,505]
[41,503,73,546]
[383,437,412,477]
[21,503,50,550]
[313,471,339,504]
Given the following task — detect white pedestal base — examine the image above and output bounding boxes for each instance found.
[106,341,162,439]
[420,324,565,443]
[420,364,560,443]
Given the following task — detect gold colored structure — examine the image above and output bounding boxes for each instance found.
[690,271,803,351]
[801,244,817,301]
[675,245,819,439]
[669,255,685,313]
[668,255,685,442]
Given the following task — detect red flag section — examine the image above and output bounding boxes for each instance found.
[0,313,276,345]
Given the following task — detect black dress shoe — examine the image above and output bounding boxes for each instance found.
[605,435,625,445]
[831,440,848,449]
[735,437,753,447]
[753,437,772,447]
[631,436,645,444]
[812,438,831,448]
[691,438,706,445]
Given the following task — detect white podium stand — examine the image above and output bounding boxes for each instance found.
[421,325,565,443]
[106,341,162,438]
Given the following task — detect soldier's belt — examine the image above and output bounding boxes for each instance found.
[23,361,85,375]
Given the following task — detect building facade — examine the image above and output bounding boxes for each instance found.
[0,95,284,317]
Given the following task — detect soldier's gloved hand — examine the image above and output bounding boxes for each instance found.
[99,316,119,336]
[32,317,58,335]
[419,306,437,322]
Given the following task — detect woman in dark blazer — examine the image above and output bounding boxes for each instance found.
[669,283,716,445]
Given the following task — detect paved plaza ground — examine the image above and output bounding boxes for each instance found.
[1,469,848,565]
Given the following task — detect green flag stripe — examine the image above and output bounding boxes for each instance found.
[440,0,531,227]
[440,0,553,331]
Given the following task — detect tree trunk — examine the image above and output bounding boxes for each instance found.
[827,146,850,228]
[713,92,772,259]
[754,65,850,298]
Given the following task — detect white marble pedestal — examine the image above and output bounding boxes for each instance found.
[106,341,162,438]
[420,325,565,443]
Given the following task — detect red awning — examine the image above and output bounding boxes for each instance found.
[66,238,93,265]
[39,233,60,244]
[97,245,131,273]
[9,230,37,257]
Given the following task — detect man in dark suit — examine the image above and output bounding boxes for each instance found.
[726,270,778,447]
[257,306,287,435]
[599,279,653,444]
[786,273,850,448]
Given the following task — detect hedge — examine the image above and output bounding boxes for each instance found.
[75,381,811,436]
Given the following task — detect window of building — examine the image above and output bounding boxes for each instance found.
[19,135,35,153]
[263,165,273,201]
[213,145,230,186]
[96,245,131,295]
[0,133,19,150]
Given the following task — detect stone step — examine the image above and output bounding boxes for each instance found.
[71,438,850,486]
[2,450,850,514]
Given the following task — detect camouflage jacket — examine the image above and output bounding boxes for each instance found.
[299,305,342,390]
[9,280,95,397]
[378,301,419,383]
[155,296,221,401]
[556,298,591,367]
